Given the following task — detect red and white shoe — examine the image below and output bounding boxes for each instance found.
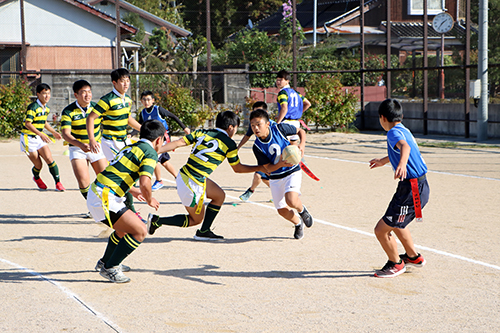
[400,253,426,267]
[55,182,66,192]
[33,177,47,190]
[374,260,406,278]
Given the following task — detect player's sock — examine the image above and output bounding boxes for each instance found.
[157,214,189,227]
[105,234,141,269]
[32,166,41,180]
[200,203,221,232]
[79,185,89,199]
[124,191,136,213]
[48,161,60,183]
[100,231,121,264]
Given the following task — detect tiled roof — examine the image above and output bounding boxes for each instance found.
[382,21,466,38]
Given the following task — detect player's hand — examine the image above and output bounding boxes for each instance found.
[40,133,51,143]
[136,194,146,202]
[89,139,100,153]
[279,156,293,168]
[53,132,62,140]
[148,198,160,210]
[394,165,407,181]
[369,158,384,169]
[80,143,91,152]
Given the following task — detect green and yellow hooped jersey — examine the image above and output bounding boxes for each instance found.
[22,101,49,135]
[96,140,158,197]
[60,101,101,145]
[93,91,132,140]
[180,129,240,184]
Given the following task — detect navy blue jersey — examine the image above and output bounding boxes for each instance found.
[387,123,427,179]
[253,123,300,179]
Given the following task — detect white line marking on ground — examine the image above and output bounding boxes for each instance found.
[0,258,122,332]
[303,154,500,181]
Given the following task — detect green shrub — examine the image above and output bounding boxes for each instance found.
[304,75,358,131]
[0,79,32,138]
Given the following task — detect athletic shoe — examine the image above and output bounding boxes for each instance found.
[400,253,426,267]
[299,205,314,228]
[193,229,224,241]
[99,266,130,283]
[33,177,47,190]
[152,180,164,191]
[294,221,304,239]
[374,260,406,278]
[55,182,65,192]
[135,212,147,224]
[85,212,92,219]
[94,259,130,272]
[147,213,160,235]
[239,188,254,201]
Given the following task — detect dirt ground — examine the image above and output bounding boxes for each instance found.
[1,131,499,332]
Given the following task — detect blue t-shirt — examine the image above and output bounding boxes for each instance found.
[387,123,427,179]
[277,87,304,120]
[253,123,301,179]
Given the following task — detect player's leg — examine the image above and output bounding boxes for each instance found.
[284,171,313,227]
[262,178,270,188]
[393,227,426,267]
[239,172,262,201]
[270,177,304,239]
[161,160,178,178]
[71,158,91,199]
[373,219,406,278]
[151,163,164,190]
[194,178,224,239]
[38,145,64,191]
[90,157,108,175]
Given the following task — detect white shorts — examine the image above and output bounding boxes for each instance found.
[269,171,302,209]
[282,119,300,141]
[69,145,106,163]
[176,172,206,208]
[87,183,126,226]
[101,137,127,161]
[20,134,47,153]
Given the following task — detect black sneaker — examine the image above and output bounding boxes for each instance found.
[294,221,304,239]
[193,229,224,241]
[299,205,314,228]
[147,213,160,235]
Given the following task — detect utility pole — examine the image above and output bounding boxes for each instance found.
[477,0,488,141]
[20,0,27,73]
[115,0,121,69]
[206,0,213,109]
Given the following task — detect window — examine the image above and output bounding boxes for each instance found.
[408,0,443,15]
[0,48,20,85]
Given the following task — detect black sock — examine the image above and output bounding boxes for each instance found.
[158,214,189,227]
[105,234,141,269]
[80,186,89,200]
[32,166,41,179]
[100,232,120,264]
[200,203,221,232]
[48,161,60,183]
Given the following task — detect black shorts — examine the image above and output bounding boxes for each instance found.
[159,152,171,164]
[382,176,430,229]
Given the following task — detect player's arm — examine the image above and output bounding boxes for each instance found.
[128,114,141,131]
[297,127,306,157]
[138,175,159,210]
[231,162,265,174]
[163,108,190,135]
[369,156,390,169]
[394,140,410,180]
[158,137,188,154]
[44,121,62,140]
[24,121,50,143]
[303,97,311,113]
[276,102,288,124]
[86,111,101,153]
[61,128,90,152]
[237,135,251,150]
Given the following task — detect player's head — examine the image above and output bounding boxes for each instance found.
[73,80,92,106]
[111,68,130,94]
[249,109,270,139]
[36,83,51,104]
[276,70,290,89]
[140,90,155,108]
[252,101,267,111]
[216,111,240,137]
[140,120,165,151]
[378,98,403,123]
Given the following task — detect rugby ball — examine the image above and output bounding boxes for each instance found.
[282,145,301,165]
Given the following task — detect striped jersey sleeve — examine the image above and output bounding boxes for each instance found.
[93,91,132,140]
[61,101,101,145]
[180,129,239,184]
[22,102,49,135]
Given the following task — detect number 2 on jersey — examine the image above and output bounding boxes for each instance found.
[192,135,219,162]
